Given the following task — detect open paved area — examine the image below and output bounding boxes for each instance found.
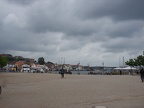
[0,73,144,108]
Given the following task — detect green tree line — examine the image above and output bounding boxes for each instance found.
[125,55,144,68]
[0,56,8,68]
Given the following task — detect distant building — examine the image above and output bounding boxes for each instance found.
[15,61,26,71]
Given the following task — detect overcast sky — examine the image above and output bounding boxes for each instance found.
[0,0,144,67]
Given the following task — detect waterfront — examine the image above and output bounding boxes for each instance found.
[50,70,90,75]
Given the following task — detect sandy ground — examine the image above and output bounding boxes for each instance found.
[0,73,144,108]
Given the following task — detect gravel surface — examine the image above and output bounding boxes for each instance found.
[0,73,144,108]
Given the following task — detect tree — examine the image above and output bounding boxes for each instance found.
[0,56,8,68]
[135,55,144,66]
[125,55,144,67]
[38,57,45,65]
[125,59,136,67]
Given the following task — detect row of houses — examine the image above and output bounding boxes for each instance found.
[1,54,116,73]
[1,54,85,72]
[3,60,85,73]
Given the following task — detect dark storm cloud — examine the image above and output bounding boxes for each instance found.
[26,6,96,36]
[21,0,103,36]
[25,0,144,39]
[6,0,35,5]
[1,0,144,66]
[102,35,144,54]
[104,20,144,38]
[75,0,144,21]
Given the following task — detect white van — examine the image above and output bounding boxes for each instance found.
[21,64,30,72]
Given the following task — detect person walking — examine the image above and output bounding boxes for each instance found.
[60,65,65,78]
[0,86,2,95]
[140,68,144,82]
[120,70,122,75]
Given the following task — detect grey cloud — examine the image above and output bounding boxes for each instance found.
[75,0,144,21]
[6,0,35,5]
[26,1,101,36]
[104,20,144,38]
[102,36,144,54]
[1,0,144,66]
